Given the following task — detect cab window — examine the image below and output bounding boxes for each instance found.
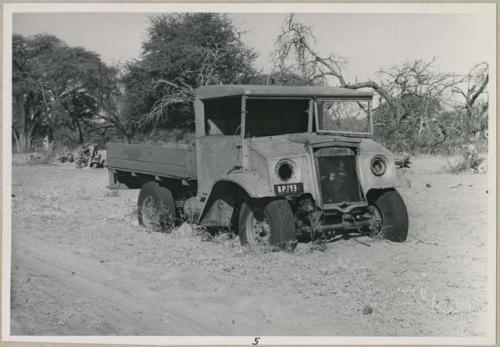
[203,97,241,135]
[245,98,310,137]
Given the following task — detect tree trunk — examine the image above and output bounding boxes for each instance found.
[12,94,33,152]
[12,94,31,153]
[14,132,31,153]
[75,119,84,144]
[125,133,133,144]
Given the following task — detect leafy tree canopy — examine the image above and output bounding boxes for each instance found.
[122,13,258,131]
[12,34,119,150]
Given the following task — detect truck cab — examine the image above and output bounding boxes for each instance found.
[107,85,410,250]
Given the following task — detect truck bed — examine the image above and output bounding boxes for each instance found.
[106,142,197,180]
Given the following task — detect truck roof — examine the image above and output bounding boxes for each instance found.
[195,84,373,100]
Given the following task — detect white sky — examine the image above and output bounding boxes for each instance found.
[13,12,495,82]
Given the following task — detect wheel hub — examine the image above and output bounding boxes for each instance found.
[248,212,271,246]
[368,205,383,238]
[141,195,159,228]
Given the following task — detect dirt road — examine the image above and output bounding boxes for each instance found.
[10,155,489,336]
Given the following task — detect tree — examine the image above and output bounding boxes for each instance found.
[12,34,120,151]
[60,90,98,144]
[451,62,489,140]
[12,34,60,152]
[272,15,488,153]
[455,63,489,117]
[272,15,393,104]
[372,58,465,152]
[250,71,315,86]
[90,65,135,143]
[122,13,258,132]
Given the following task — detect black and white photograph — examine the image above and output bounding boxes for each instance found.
[2,3,496,345]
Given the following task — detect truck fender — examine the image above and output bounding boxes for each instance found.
[357,154,411,196]
[198,173,273,226]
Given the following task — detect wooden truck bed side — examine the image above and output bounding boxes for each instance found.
[107,142,197,180]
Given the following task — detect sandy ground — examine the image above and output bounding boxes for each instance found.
[10,155,489,336]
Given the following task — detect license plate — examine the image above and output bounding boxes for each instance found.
[274,183,304,196]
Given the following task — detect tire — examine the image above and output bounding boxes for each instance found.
[137,181,176,230]
[369,189,409,242]
[239,199,296,250]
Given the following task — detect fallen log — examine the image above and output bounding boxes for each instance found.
[74,144,106,169]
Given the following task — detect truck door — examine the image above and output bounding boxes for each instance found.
[195,96,243,198]
[196,135,241,198]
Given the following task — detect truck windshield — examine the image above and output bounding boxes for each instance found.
[245,98,310,137]
[316,99,372,134]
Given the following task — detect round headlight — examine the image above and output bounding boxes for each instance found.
[371,155,387,176]
[276,159,294,182]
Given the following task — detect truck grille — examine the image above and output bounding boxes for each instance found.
[315,148,362,205]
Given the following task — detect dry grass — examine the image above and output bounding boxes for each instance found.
[448,145,486,174]
[10,154,490,336]
[26,147,55,165]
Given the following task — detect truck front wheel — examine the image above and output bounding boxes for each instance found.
[137,181,176,231]
[239,199,296,250]
[369,189,409,242]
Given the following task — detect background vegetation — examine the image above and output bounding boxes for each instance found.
[12,14,489,155]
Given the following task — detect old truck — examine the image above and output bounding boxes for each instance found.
[107,85,410,249]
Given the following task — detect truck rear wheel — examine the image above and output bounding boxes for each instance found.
[369,189,409,242]
[239,199,296,250]
[137,181,176,231]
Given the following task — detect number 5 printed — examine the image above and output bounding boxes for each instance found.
[252,336,261,345]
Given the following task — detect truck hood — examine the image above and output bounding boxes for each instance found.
[246,133,388,159]
[288,133,361,146]
[246,135,309,159]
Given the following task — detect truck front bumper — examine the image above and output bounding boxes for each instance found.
[296,203,380,239]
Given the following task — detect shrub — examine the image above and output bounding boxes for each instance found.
[449,144,485,174]
[132,129,195,147]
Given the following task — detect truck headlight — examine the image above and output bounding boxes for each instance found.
[370,155,387,176]
[275,159,295,182]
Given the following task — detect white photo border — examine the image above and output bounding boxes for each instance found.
[2,2,497,345]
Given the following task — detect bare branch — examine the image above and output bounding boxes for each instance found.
[468,73,488,109]
[272,14,394,105]
[346,80,394,106]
